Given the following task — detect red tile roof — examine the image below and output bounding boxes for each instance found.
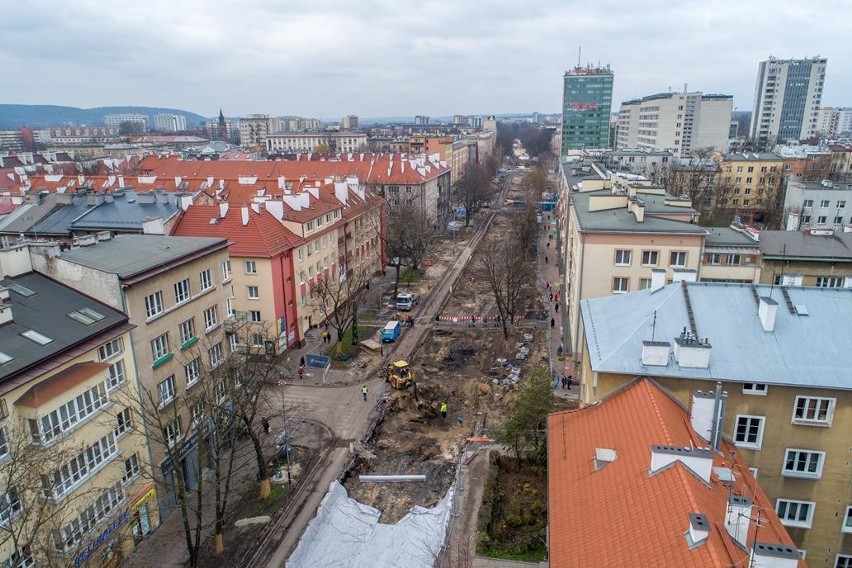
[171,204,300,257]
[547,378,802,568]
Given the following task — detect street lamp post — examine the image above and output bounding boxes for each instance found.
[280,381,291,486]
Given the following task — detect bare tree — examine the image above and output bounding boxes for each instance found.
[0,418,104,567]
[520,167,555,196]
[666,149,720,221]
[308,264,371,348]
[385,201,433,296]
[454,163,492,226]
[476,238,532,339]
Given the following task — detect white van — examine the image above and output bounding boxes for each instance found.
[395,293,419,311]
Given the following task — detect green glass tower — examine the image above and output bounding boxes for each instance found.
[561,64,614,154]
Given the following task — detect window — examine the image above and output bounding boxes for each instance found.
[158,376,176,407]
[215,381,226,404]
[191,401,205,426]
[179,318,196,344]
[250,310,262,323]
[45,433,117,500]
[776,499,815,528]
[97,338,124,361]
[184,358,200,388]
[836,554,852,568]
[199,269,213,291]
[247,286,260,299]
[639,278,651,290]
[122,454,140,483]
[151,334,169,361]
[0,427,7,459]
[816,276,843,288]
[0,488,20,526]
[106,360,126,390]
[614,250,631,266]
[297,248,304,261]
[244,260,257,274]
[252,333,264,347]
[670,251,687,267]
[742,383,767,395]
[838,200,847,209]
[203,306,218,331]
[843,506,852,534]
[746,177,753,184]
[226,297,235,318]
[114,408,132,438]
[641,250,658,266]
[1,543,32,568]
[792,396,835,425]
[783,449,824,479]
[820,199,830,207]
[612,277,629,293]
[54,482,124,551]
[835,216,844,224]
[726,254,741,265]
[34,383,108,444]
[306,220,314,231]
[818,216,827,224]
[164,417,182,447]
[145,291,164,318]
[706,253,721,265]
[174,279,191,304]
[734,415,764,449]
[747,166,754,173]
[221,260,231,282]
[209,343,223,368]
[803,199,813,207]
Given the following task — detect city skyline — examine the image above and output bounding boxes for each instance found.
[0,0,849,119]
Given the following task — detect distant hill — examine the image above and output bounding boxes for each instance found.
[0,104,209,130]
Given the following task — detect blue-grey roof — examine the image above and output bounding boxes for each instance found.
[29,194,95,235]
[570,189,706,234]
[581,281,852,390]
[59,234,228,279]
[0,272,128,384]
[70,190,181,231]
[704,227,760,248]
[0,194,61,235]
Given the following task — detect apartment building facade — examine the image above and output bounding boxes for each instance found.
[103,114,149,132]
[717,152,784,225]
[782,178,852,231]
[699,225,761,283]
[616,92,733,157]
[0,267,155,567]
[265,132,367,154]
[561,65,614,153]
[29,235,233,516]
[751,56,827,144]
[576,281,852,566]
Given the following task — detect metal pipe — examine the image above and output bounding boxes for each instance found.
[358,475,426,483]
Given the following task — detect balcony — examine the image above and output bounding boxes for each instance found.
[223,312,248,333]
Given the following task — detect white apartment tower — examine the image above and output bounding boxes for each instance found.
[153,113,187,132]
[750,56,827,144]
[616,91,733,157]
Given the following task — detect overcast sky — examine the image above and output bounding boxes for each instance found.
[1,0,848,120]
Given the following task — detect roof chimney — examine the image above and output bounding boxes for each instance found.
[749,542,800,568]
[724,495,753,550]
[686,513,710,547]
[241,205,250,226]
[650,268,666,291]
[672,268,697,283]
[758,297,778,332]
[0,287,13,325]
[641,341,670,366]
[593,448,616,470]
[690,384,727,449]
[673,330,711,369]
[650,445,713,483]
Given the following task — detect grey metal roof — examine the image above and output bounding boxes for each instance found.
[704,227,760,248]
[59,234,228,279]
[759,230,852,260]
[581,281,852,390]
[0,194,61,234]
[0,272,128,383]
[29,194,95,235]
[723,152,783,161]
[70,190,181,231]
[570,189,706,234]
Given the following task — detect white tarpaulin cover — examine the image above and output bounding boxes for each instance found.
[286,480,455,568]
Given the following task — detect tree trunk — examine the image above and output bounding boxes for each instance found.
[215,532,224,555]
[259,477,271,499]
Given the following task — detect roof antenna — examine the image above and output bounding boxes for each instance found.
[577,44,582,67]
[651,310,657,341]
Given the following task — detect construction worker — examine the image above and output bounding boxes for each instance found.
[362,385,368,401]
[440,401,448,419]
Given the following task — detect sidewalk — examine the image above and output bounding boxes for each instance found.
[538,213,576,401]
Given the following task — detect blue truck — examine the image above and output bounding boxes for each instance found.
[381,320,402,343]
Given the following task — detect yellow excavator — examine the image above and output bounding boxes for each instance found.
[386,360,414,389]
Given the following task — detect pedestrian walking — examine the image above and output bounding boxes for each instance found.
[557,344,564,357]
[566,375,573,390]
[362,385,368,401]
[546,241,550,249]
[555,291,559,303]
[440,401,448,419]
[545,256,549,264]
[299,355,306,367]
[262,417,270,434]
[550,317,555,329]
[549,292,553,303]
[555,302,560,313]
[561,375,568,390]
[546,281,550,290]
[298,365,305,380]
